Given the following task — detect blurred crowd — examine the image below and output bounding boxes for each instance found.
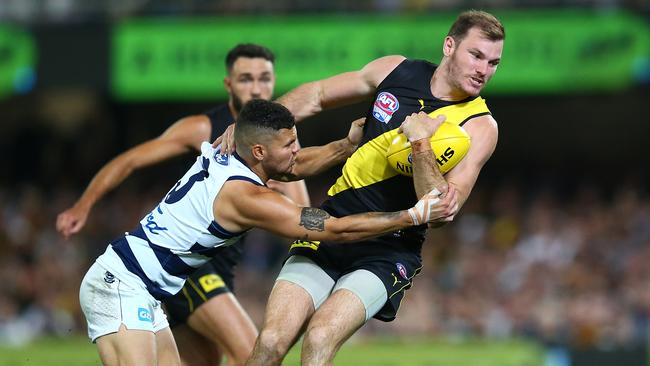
[372,179,650,349]
[1,174,648,348]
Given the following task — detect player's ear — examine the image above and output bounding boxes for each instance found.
[251,144,265,161]
[224,75,232,94]
[443,36,455,57]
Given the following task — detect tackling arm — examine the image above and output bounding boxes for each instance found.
[287,138,356,180]
[56,116,210,238]
[214,181,448,243]
[266,180,311,207]
[274,118,365,182]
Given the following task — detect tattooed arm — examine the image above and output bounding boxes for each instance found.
[213,181,454,242]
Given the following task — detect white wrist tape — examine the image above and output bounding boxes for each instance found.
[408,188,441,225]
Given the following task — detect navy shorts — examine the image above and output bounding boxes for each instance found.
[163,245,240,327]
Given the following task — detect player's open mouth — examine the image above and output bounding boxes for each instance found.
[469,76,484,87]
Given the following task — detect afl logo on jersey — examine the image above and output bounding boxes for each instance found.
[396,263,408,280]
[372,92,399,123]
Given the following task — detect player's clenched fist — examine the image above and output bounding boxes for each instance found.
[346,117,366,147]
[56,204,90,239]
[399,112,446,142]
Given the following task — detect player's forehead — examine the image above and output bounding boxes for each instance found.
[458,27,503,57]
[272,127,297,144]
[229,57,274,76]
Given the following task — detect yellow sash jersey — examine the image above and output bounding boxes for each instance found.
[323,59,491,243]
[288,59,493,321]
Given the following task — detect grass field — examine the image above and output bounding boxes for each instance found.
[0,337,544,366]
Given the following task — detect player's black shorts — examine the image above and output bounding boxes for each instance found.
[287,230,423,322]
[163,245,241,327]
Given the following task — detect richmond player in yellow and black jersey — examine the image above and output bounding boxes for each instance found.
[288,58,491,320]
[325,59,491,242]
[245,11,504,365]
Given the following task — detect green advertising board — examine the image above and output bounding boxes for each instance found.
[0,26,36,98]
[498,10,650,93]
[112,11,650,100]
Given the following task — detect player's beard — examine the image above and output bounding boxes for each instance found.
[232,93,244,113]
[232,95,265,114]
[267,164,292,182]
[447,53,480,97]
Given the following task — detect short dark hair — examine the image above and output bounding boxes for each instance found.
[447,10,505,43]
[226,43,275,72]
[235,100,295,148]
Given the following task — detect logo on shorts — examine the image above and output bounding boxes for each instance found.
[214,150,229,166]
[372,92,399,123]
[391,273,402,286]
[103,271,115,284]
[290,240,321,251]
[138,307,153,322]
[199,274,225,293]
[396,263,408,280]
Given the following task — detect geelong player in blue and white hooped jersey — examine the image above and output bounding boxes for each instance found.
[58,44,307,366]
[79,99,455,366]
[96,143,264,300]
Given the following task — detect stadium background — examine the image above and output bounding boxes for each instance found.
[1,1,649,365]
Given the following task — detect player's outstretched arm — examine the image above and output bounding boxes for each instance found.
[56,116,210,238]
[277,55,406,122]
[215,57,405,154]
[266,117,363,206]
[266,180,311,207]
[276,118,365,182]
[215,181,456,243]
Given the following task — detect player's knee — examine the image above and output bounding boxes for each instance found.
[226,345,254,366]
[303,325,337,351]
[256,328,291,360]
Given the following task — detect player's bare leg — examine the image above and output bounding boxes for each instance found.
[300,289,367,366]
[96,324,173,366]
[187,293,257,366]
[156,327,182,366]
[246,280,315,366]
[173,323,221,366]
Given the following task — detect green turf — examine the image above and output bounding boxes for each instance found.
[287,338,544,366]
[0,337,544,366]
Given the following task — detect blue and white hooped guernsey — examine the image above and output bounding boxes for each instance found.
[96,142,264,299]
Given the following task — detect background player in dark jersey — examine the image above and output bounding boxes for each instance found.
[240,11,505,366]
[56,44,309,366]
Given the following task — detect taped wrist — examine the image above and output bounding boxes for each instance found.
[408,188,441,225]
